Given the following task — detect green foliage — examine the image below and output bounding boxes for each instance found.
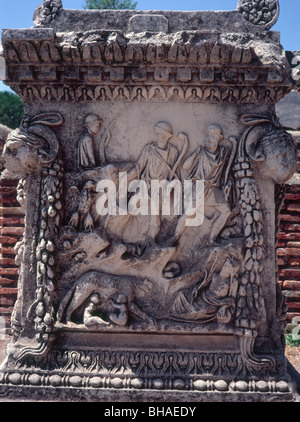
[285,320,300,347]
[286,334,300,347]
[84,0,137,10]
[0,92,24,129]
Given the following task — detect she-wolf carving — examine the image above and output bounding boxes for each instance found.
[57,271,156,329]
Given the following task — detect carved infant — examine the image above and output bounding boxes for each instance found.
[57,271,156,329]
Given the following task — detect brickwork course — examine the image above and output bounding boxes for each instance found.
[0,174,24,335]
[278,182,300,322]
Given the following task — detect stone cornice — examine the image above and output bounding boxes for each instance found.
[1,28,284,67]
[1,27,293,104]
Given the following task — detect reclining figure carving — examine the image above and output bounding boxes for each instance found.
[169,249,241,324]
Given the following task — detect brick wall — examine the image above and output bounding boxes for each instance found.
[278,183,300,322]
[0,175,24,335]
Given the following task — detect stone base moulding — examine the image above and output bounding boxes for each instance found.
[0,334,298,402]
[0,382,297,403]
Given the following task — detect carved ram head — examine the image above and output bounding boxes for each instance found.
[2,112,63,178]
[240,114,297,184]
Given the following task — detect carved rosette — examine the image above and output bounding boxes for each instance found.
[33,1,63,27]
[237,0,279,29]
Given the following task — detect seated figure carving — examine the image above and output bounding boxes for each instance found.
[173,124,237,252]
[172,124,237,248]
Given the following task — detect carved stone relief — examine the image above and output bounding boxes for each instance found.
[16,84,288,105]
[237,0,279,28]
[33,0,63,27]
[0,1,299,402]
[78,114,104,169]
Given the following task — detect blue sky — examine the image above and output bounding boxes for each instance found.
[1,0,300,91]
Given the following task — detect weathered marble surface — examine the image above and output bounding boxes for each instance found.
[0,0,299,402]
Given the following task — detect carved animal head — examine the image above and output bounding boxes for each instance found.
[241,114,297,184]
[2,113,63,177]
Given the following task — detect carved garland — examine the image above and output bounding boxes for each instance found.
[234,114,291,336]
[3,114,65,362]
[234,149,265,332]
[15,161,64,362]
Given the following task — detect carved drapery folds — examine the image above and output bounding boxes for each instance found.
[0,2,298,401]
